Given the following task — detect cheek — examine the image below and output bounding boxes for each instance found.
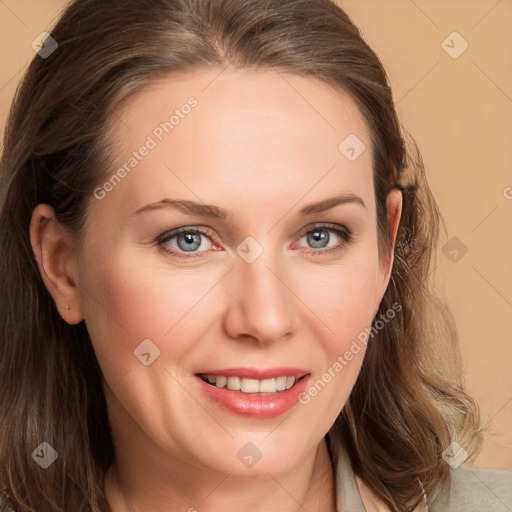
[293,252,379,409]
[79,253,216,443]
[79,249,221,381]
[298,253,379,347]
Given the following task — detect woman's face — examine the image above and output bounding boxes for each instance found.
[64,68,401,477]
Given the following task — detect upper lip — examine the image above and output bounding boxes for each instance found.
[195,367,310,380]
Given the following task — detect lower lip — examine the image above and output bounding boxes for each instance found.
[195,375,310,418]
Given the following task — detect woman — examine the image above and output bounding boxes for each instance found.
[0,0,510,510]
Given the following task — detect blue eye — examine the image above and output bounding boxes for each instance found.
[298,225,352,251]
[158,227,215,258]
[157,223,352,259]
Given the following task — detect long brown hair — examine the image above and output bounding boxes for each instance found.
[0,0,482,510]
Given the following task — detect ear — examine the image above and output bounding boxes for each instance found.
[373,187,403,315]
[29,204,84,324]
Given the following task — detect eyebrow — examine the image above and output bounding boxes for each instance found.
[133,193,366,219]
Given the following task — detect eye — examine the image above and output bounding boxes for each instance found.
[157,227,218,258]
[295,223,352,255]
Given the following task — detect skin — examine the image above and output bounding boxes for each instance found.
[30,68,402,512]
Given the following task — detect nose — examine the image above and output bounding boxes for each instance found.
[222,248,297,346]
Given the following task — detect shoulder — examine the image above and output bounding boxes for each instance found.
[355,466,512,512]
[429,466,512,512]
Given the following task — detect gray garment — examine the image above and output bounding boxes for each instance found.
[430,466,512,512]
[333,439,512,511]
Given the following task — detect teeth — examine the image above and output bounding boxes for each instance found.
[227,376,241,390]
[215,375,227,388]
[201,374,298,393]
[276,376,287,391]
[259,378,278,393]
[241,378,260,393]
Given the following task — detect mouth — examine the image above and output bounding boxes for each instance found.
[197,373,308,394]
[194,368,311,418]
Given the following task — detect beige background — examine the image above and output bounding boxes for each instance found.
[0,0,510,470]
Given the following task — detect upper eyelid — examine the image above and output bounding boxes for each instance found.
[296,222,349,236]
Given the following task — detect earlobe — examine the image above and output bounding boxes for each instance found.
[29,204,83,325]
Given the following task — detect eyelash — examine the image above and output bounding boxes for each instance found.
[157,223,353,260]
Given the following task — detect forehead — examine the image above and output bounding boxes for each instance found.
[97,67,374,221]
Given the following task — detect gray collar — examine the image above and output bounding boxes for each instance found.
[327,435,367,512]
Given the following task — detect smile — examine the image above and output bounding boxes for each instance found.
[199,374,299,394]
[194,368,311,418]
